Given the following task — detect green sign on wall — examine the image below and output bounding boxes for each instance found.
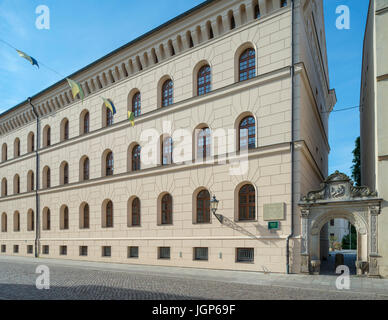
[268,221,280,230]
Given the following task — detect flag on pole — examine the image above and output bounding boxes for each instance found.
[127,111,135,127]
[16,49,39,68]
[67,78,85,102]
[102,97,117,115]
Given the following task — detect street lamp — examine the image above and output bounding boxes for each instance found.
[210,195,219,215]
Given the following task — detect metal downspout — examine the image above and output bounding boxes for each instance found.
[286,0,295,274]
[28,98,40,258]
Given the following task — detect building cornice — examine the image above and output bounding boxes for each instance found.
[0,141,292,203]
[0,0,292,135]
[0,65,292,168]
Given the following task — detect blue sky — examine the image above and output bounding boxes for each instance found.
[0,0,369,177]
[323,0,369,175]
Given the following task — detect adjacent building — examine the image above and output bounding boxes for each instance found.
[328,218,350,246]
[0,0,336,274]
[360,0,388,278]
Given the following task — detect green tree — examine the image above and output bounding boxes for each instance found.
[351,136,361,186]
[342,224,357,250]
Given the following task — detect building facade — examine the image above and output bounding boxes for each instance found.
[360,0,388,278]
[0,0,335,274]
[328,218,350,245]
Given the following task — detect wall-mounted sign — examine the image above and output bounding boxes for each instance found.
[263,203,285,221]
[268,221,280,230]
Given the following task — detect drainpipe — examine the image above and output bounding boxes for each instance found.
[286,0,295,275]
[28,98,40,258]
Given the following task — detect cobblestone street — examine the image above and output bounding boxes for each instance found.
[0,256,387,300]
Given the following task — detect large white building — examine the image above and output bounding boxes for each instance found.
[360,0,388,278]
[0,0,336,274]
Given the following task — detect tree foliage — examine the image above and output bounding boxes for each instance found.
[342,224,357,250]
[351,136,361,186]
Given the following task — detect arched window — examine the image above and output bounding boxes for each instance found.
[162,136,173,165]
[2,143,7,162]
[27,209,35,231]
[132,92,141,117]
[230,13,236,29]
[239,48,256,81]
[103,200,113,228]
[106,108,114,127]
[197,65,211,96]
[61,162,69,185]
[197,127,211,160]
[132,145,141,171]
[60,206,69,230]
[254,4,261,18]
[27,132,35,153]
[43,126,51,147]
[239,116,256,150]
[43,167,51,189]
[80,203,89,229]
[238,184,256,221]
[161,194,173,225]
[1,213,7,232]
[162,80,173,107]
[27,171,34,192]
[13,211,20,232]
[82,157,90,181]
[105,152,114,176]
[1,178,7,197]
[196,190,210,223]
[14,138,20,158]
[13,174,20,194]
[43,208,51,230]
[131,198,141,226]
[82,111,90,134]
[61,118,69,141]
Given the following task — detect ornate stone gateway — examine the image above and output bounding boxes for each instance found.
[299,171,382,277]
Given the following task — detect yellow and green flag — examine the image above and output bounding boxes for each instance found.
[102,97,117,115]
[16,49,39,68]
[67,78,85,102]
[128,111,135,127]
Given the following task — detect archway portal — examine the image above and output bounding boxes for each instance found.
[318,218,358,275]
[299,171,382,277]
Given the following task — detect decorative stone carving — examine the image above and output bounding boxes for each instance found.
[351,186,378,198]
[300,208,310,218]
[356,261,369,275]
[331,184,345,198]
[300,171,378,203]
[310,260,321,275]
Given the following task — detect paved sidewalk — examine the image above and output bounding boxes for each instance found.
[0,255,387,299]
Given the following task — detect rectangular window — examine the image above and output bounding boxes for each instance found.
[27,245,33,254]
[79,246,88,256]
[42,245,49,255]
[194,247,208,261]
[158,247,170,260]
[128,246,139,258]
[236,248,254,263]
[1,245,5,253]
[330,219,335,226]
[13,245,19,254]
[60,246,67,256]
[102,246,111,257]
